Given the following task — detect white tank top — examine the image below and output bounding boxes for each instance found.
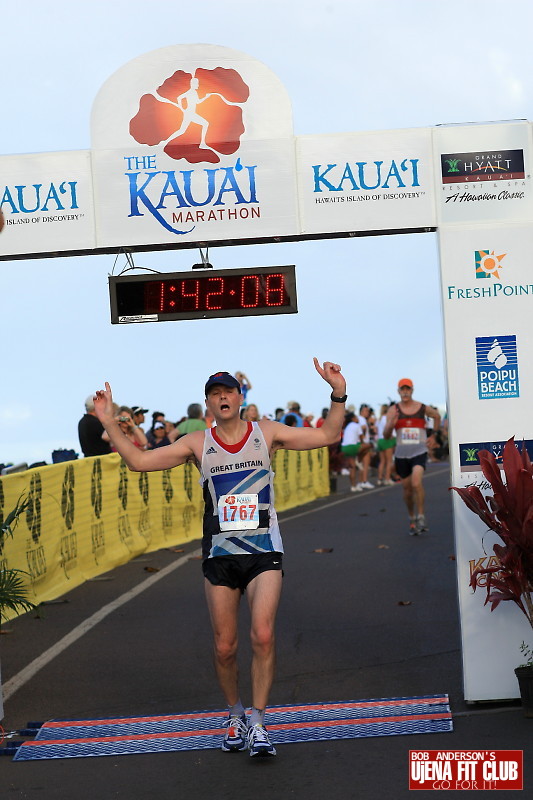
[200,421,283,559]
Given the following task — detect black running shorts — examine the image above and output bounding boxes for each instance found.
[394,452,428,479]
[202,552,283,593]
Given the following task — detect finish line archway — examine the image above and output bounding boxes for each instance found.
[1,43,531,703]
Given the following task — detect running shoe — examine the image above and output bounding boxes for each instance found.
[350,484,363,493]
[247,723,276,757]
[360,481,375,490]
[221,715,248,752]
[409,517,419,536]
[416,514,428,533]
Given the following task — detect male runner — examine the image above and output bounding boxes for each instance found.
[93,358,347,757]
[383,378,440,535]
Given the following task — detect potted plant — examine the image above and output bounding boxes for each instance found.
[452,437,533,716]
[515,642,533,718]
[0,494,35,720]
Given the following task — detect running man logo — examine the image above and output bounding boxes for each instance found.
[129,68,250,165]
[475,250,505,279]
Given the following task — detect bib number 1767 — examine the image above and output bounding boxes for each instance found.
[218,493,260,531]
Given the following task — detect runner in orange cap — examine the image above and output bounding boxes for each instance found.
[383,379,440,535]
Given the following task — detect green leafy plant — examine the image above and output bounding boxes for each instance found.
[0,494,35,620]
[519,641,533,668]
[451,437,533,631]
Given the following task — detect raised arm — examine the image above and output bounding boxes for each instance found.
[93,382,199,471]
[266,358,347,451]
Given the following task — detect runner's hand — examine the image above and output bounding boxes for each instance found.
[313,358,346,395]
[93,382,115,423]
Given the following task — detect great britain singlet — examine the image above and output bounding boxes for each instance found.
[394,402,427,459]
[200,422,283,560]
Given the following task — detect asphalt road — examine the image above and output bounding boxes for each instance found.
[1,463,531,799]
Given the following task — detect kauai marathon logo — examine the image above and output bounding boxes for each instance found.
[124,67,260,235]
[440,148,527,204]
[312,155,425,204]
[447,249,533,302]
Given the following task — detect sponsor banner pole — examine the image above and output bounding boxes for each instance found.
[435,121,533,701]
[437,220,533,700]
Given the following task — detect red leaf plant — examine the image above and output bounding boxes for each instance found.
[451,437,533,630]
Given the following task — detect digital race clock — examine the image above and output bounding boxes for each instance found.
[109,265,298,324]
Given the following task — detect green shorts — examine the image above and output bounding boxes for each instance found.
[377,438,396,452]
[341,444,362,457]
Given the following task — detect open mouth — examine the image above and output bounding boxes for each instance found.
[220,403,230,411]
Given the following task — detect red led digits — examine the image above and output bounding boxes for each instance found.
[116,265,296,323]
[241,275,260,308]
[205,277,224,309]
[180,279,200,310]
[265,273,285,306]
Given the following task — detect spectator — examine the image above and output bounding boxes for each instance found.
[279,401,304,427]
[357,404,375,489]
[78,395,112,457]
[169,403,207,441]
[147,411,166,447]
[102,407,147,451]
[283,414,298,427]
[376,403,396,485]
[316,408,328,428]
[341,411,364,492]
[235,371,252,406]
[131,405,149,431]
[242,403,260,422]
[150,421,171,448]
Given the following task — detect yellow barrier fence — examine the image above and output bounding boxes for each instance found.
[0,448,329,619]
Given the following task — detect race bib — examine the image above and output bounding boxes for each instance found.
[400,427,421,445]
[218,493,259,531]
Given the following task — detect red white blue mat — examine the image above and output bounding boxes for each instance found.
[12,694,452,761]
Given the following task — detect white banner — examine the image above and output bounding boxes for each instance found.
[0,151,95,257]
[439,221,533,700]
[297,127,436,234]
[433,121,533,226]
[90,44,299,248]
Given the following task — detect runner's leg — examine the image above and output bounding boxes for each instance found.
[402,474,415,517]
[246,569,283,711]
[411,464,425,516]
[204,579,241,706]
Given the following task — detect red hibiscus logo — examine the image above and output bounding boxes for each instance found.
[129,68,250,164]
[225,496,236,505]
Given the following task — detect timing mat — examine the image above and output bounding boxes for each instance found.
[12,694,452,761]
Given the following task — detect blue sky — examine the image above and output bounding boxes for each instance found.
[1,0,532,465]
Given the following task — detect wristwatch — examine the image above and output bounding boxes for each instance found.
[330,391,347,403]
